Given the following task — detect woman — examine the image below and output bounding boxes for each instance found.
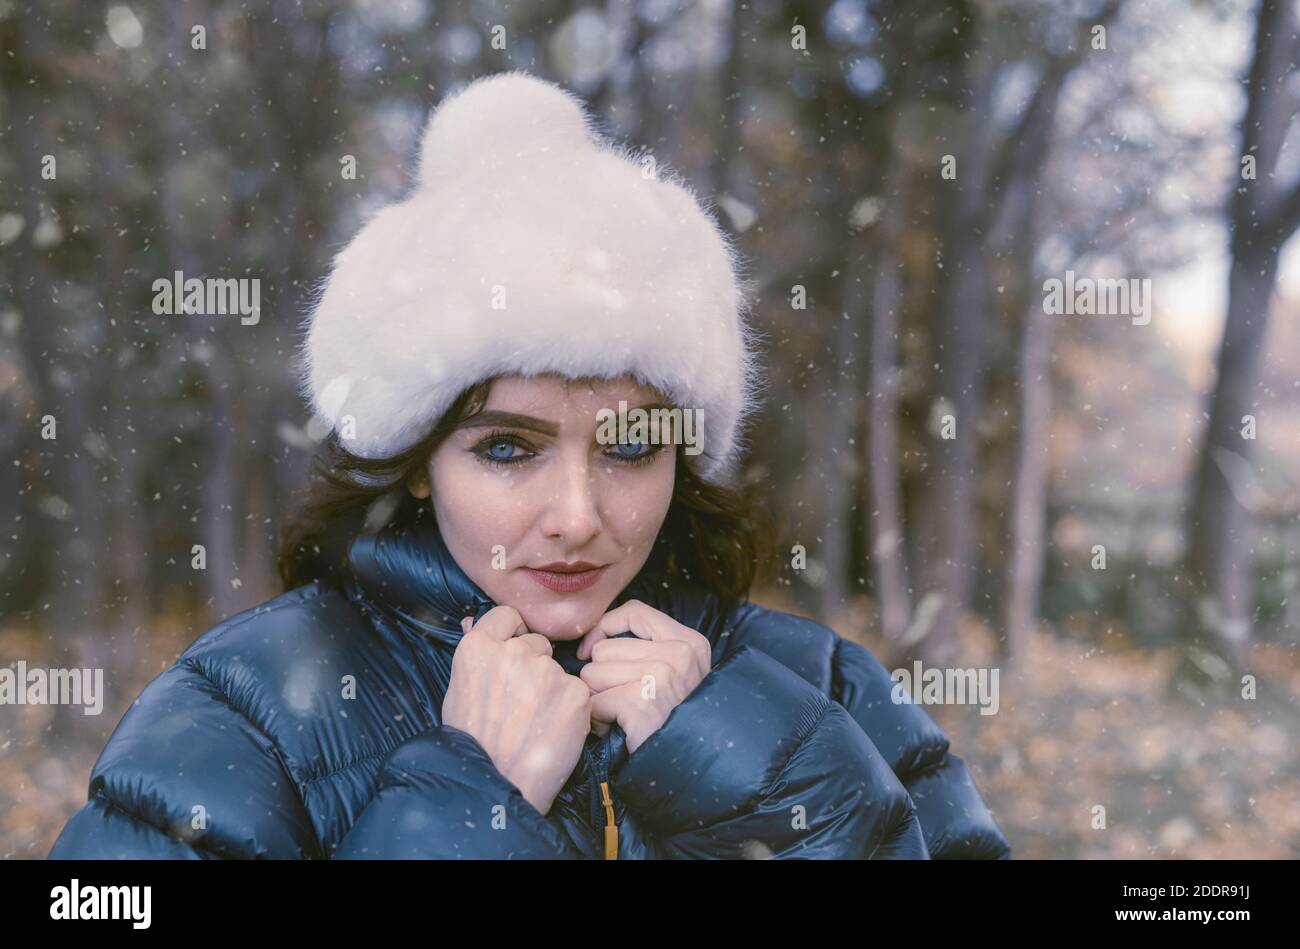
[49,71,1010,860]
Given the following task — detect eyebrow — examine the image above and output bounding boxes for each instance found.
[457,402,673,437]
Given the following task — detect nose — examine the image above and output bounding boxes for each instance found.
[538,450,602,548]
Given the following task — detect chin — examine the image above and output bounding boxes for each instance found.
[513,603,601,640]
[505,580,615,640]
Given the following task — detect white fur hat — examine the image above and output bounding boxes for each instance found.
[296,70,763,484]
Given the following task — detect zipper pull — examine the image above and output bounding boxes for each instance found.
[599,780,618,859]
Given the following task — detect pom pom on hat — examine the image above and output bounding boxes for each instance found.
[297,70,764,484]
[417,72,595,184]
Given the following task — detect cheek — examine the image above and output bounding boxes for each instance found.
[429,456,532,580]
[602,464,675,549]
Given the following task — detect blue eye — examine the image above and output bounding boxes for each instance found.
[472,432,535,467]
[606,441,661,466]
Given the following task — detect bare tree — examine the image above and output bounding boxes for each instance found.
[866,109,914,642]
[1185,0,1300,673]
[912,1,1119,666]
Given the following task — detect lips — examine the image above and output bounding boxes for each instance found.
[522,563,608,593]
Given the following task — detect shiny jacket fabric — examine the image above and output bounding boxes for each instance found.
[49,514,1011,860]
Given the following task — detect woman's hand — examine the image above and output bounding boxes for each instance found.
[576,599,712,755]
[441,606,591,817]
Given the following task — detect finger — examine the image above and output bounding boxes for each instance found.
[589,681,642,729]
[581,659,663,693]
[589,638,707,685]
[510,632,554,657]
[576,600,686,659]
[587,638,659,662]
[465,605,528,643]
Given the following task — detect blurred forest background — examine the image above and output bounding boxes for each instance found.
[2,0,1298,858]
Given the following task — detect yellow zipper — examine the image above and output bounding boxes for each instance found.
[599,780,618,859]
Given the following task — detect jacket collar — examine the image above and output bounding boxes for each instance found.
[342,502,672,676]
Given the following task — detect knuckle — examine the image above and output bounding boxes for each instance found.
[485,604,521,626]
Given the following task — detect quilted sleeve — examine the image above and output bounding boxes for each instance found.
[609,644,928,859]
[331,723,586,859]
[831,636,1012,859]
[48,660,322,860]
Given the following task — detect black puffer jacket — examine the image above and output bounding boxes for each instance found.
[49,512,1011,860]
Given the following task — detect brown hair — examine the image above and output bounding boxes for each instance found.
[277,377,772,615]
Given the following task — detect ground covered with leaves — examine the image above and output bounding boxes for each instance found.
[824,599,1300,859]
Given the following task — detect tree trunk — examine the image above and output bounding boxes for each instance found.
[1184,0,1299,674]
[866,154,913,642]
[907,26,1001,668]
[1185,247,1279,670]
[913,246,987,668]
[1004,300,1054,658]
[97,102,151,680]
[820,241,867,621]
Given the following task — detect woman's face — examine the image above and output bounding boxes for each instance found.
[408,374,678,641]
